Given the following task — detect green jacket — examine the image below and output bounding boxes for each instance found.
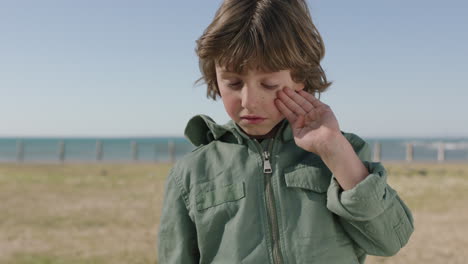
[158,115,414,264]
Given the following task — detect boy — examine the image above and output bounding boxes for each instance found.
[158,0,414,263]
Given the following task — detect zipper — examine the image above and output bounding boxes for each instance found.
[255,139,283,264]
[263,150,272,173]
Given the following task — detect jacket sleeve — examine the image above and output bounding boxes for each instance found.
[158,168,200,263]
[326,135,415,256]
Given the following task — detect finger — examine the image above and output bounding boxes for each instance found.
[275,98,298,124]
[277,89,307,115]
[283,87,315,113]
[298,90,323,108]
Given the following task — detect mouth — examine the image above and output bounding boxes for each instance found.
[240,115,266,124]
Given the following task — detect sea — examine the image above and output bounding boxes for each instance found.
[0,137,467,163]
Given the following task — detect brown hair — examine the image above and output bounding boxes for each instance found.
[195,0,332,100]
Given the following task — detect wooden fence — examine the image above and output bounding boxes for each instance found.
[13,139,177,163]
[8,140,460,163]
[372,142,448,162]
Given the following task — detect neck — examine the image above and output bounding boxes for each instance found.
[246,120,285,140]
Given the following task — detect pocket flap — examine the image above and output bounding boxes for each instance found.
[284,166,331,193]
[196,182,245,210]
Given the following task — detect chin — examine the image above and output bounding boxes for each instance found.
[241,127,269,137]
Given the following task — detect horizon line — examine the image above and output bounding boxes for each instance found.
[0,134,467,140]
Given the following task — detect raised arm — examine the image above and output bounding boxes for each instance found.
[275,86,414,256]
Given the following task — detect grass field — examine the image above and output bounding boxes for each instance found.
[0,162,467,264]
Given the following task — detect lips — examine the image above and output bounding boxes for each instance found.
[241,115,264,120]
[240,115,266,124]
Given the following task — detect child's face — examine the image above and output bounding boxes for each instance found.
[216,65,305,137]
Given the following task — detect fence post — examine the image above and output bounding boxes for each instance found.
[58,140,65,163]
[406,143,413,162]
[131,141,138,162]
[16,139,24,163]
[154,143,158,163]
[437,142,445,162]
[96,140,103,161]
[168,140,175,163]
[373,142,381,162]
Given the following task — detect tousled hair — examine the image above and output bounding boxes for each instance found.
[196,0,331,100]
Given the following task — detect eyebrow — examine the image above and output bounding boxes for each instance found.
[218,72,239,79]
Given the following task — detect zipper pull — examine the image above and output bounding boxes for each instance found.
[263,151,272,174]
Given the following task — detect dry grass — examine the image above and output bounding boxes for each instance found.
[0,163,171,264]
[0,162,467,263]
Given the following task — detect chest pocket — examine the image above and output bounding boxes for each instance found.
[283,165,354,257]
[283,164,336,239]
[195,181,245,211]
[284,165,331,193]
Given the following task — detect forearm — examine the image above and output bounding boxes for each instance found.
[319,133,369,191]
[326,161,415,256]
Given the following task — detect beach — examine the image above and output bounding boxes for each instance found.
[0,162,467,263]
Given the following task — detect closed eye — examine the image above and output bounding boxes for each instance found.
[227,82,242,88]
[262,84,279,89]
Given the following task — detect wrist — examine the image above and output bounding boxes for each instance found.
[315,132,347,159]
[318,134,369,190]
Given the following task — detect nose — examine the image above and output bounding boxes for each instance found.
[240,85,259,110]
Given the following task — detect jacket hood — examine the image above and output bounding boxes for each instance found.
[184,115,293,147]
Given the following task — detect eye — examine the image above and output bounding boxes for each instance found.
[262,83,279,89]
[227,81,243,89]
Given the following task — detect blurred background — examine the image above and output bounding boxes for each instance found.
[0,0,467,263]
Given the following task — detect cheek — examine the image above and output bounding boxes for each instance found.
[221,94,240,114]
[263,91,282,114]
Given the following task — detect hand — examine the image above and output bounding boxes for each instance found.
[275,87,369,190]
[275,87,342,156]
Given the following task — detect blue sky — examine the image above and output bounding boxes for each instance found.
[1,0,467,138]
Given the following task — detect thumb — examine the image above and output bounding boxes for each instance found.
[293,115,305,130]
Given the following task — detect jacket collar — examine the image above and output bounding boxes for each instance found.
[185,115,294,147]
